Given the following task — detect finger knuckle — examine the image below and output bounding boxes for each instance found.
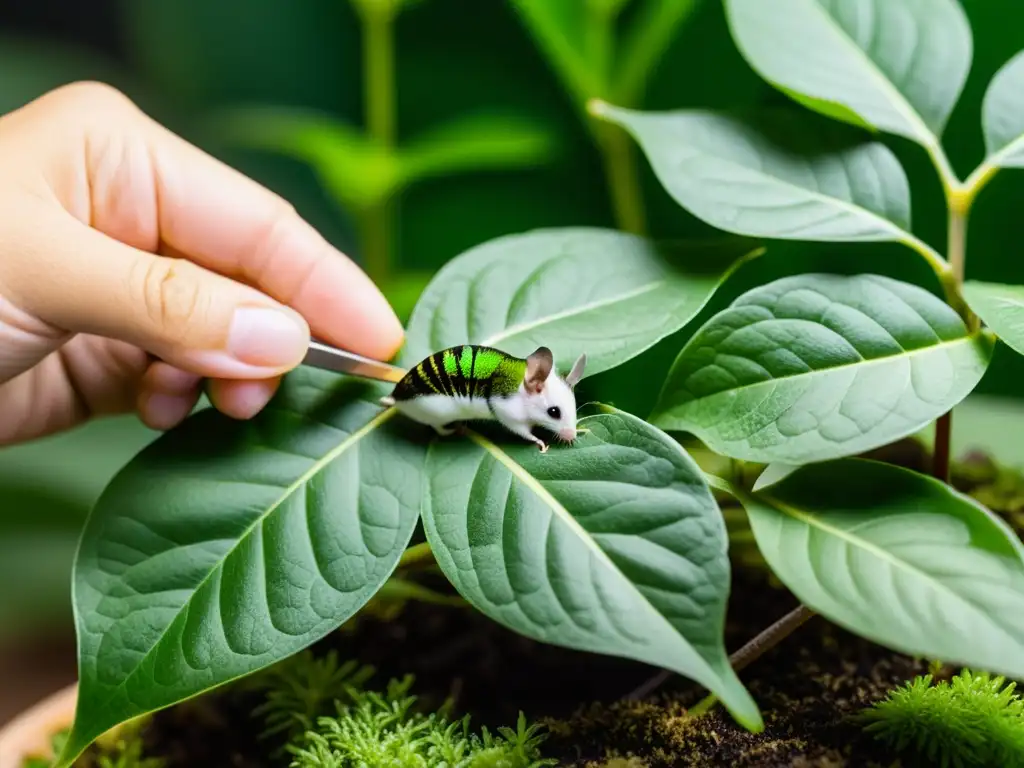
[134,256,206,332]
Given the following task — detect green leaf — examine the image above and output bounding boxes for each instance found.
[421,406,762,731]
[401,226,763,374]
[979,50,1024,172]
[963,280,1024,358]
[56,370,426,767]
[736,458,1024,680]
[723,0,973,147]
[398,113,556,187]
[651,273,994,464]
[590,104,930,252]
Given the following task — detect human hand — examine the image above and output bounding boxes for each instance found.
[0,82,404,446]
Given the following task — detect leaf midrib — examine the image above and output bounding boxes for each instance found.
[674,122,915,241]
[798,0,936,144]
[672,331,982,408]
[482,281,664,347]
[760,493,1023,647]
[88,406,397,709]
[466,426,720,678]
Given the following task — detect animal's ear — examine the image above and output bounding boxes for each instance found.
[565,353,587,389]
[524,346,553,394]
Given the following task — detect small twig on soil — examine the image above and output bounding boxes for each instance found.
[625,604,817,703]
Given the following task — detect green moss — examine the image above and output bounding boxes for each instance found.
[246,649,376,746]
[286,674,557,768]
[21,718,162,768]
[856,668,1024,767]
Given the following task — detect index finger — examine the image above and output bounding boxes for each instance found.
[99,91,404,362]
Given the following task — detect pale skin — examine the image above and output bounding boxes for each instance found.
[0,81,405,446]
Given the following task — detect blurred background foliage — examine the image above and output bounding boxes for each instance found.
[2,0,1024,679]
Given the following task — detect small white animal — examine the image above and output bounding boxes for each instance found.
[379,344,587,452]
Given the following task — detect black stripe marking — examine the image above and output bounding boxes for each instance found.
[431,352,454,397]
[423,354,448,396]
[468,345,479,399]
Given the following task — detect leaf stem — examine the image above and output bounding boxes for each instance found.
[355,0,398,285]
[398,541,434,568]
[595,121,647,234]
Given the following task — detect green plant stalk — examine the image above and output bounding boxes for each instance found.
[356,0,398,286]
[595,121,646,235]
[398,541,434,568]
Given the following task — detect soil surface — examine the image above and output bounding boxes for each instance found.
[128,563,929,768]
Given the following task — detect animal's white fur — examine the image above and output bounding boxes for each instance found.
[382,352,586,451]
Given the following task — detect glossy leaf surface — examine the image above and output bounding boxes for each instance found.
[591,104,916,245]
[724,0,972,146]
[652,273,993,464]
[964,280,1024,358]
[421,407,762,730]
[58,371,426,766]
[402,226,762,374]
[980,52,1024,171]
[740,459,1024,678]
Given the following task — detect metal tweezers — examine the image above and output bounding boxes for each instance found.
[301,339,407,383]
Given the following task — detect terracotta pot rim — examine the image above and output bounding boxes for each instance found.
[0,682,78,767]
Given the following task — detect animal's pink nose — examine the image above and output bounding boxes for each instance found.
[559,427,577,442]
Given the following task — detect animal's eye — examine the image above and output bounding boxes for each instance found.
[547,406,561,420]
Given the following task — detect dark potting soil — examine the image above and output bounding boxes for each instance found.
[134,563,927,768]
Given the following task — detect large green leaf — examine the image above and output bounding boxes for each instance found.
[977,51,1024,175]
[735,458,1024,679]
[590,104,924,249]
[56,370,426,767]
[963,280,1024,358]
[421,406,762,731]
[723,0,973,148]
[401,227,762,372]
[651,273,994,464]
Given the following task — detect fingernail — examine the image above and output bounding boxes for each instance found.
[228,307,308,367]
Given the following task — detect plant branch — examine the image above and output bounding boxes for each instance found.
[399,541,434,568]
[613,0,700,104]
[355,0,398,285]
[626,603,816,702]
[595,121,647,234]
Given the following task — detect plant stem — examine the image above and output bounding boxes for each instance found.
[595,122,646,234]
[626,603,816,703]
[932,192,972,481]
[357,0,397,285]
[399,541,434,568]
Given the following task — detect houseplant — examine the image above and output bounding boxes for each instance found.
[8,0,1024,765]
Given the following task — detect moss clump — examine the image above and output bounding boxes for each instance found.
[856,668,1024,767]
[22,718,163,768]
[286,674,557,768]
[246,649,376,746]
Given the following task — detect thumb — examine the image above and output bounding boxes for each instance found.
[3,211,311,380]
